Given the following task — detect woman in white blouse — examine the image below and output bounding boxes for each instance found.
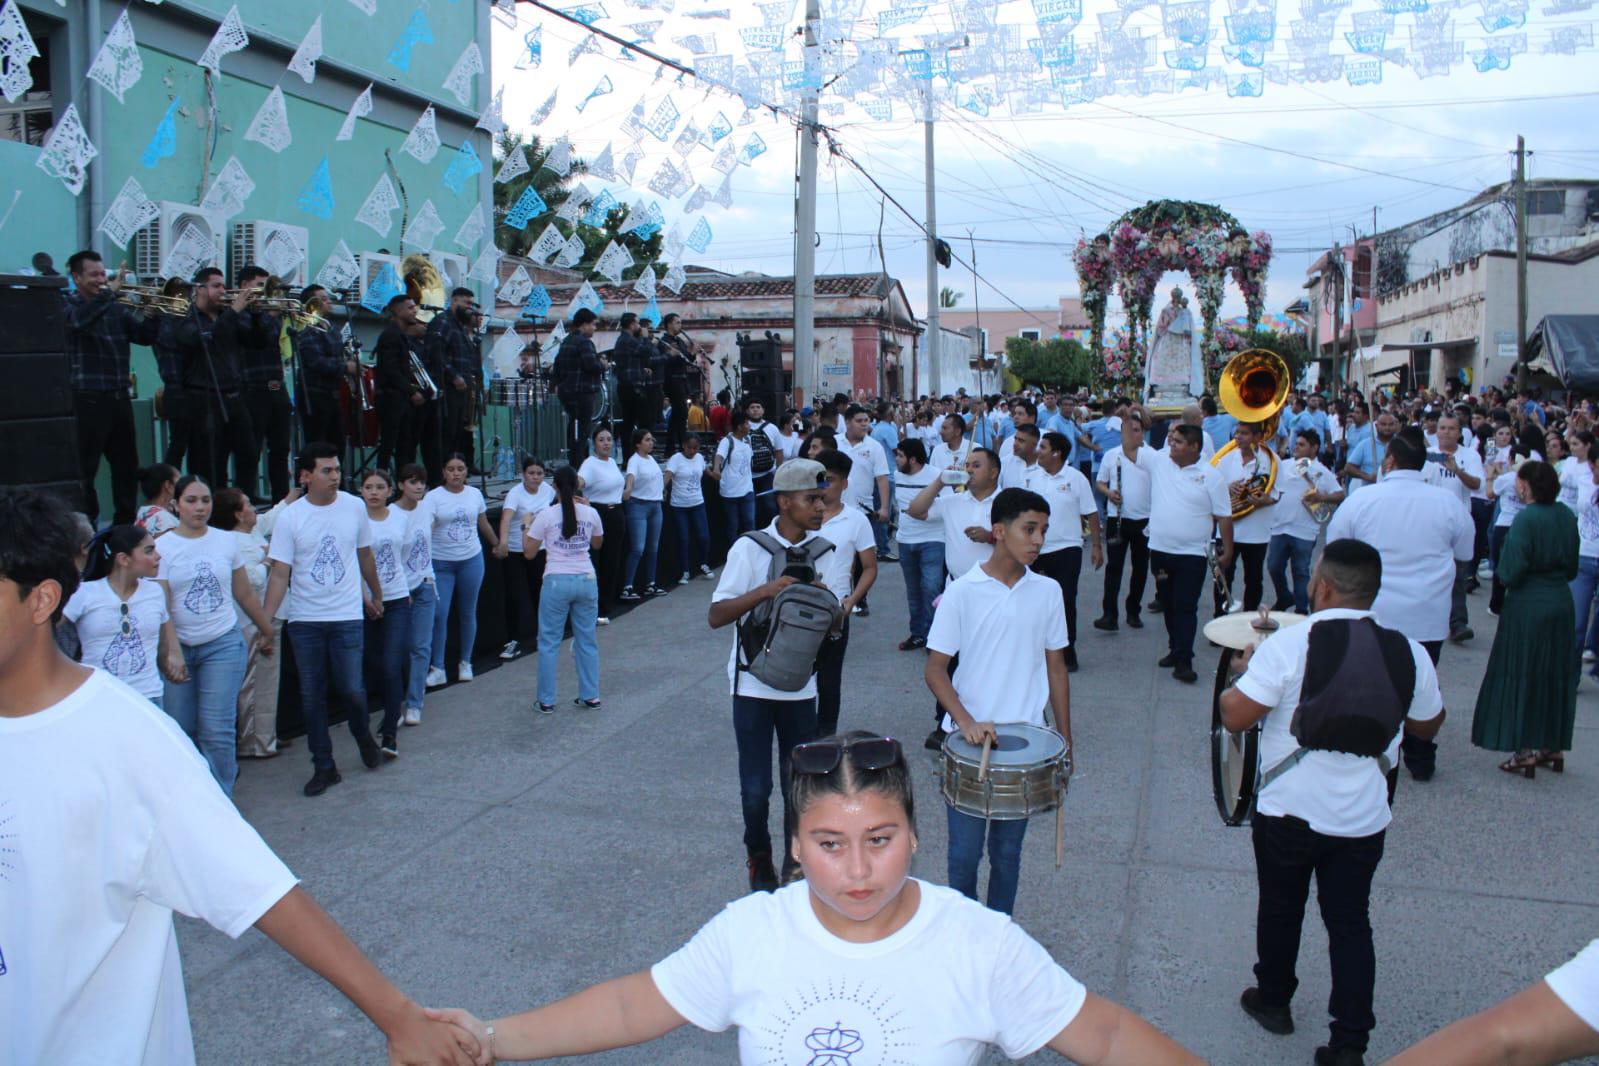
[424,454,499,685]
[155,475,276,795]
[663,432,713,584]
[64,524,184,708]
[577,425,627,624]
[493,456,555,660]
[362,469,416,757]
[622,429,666,600]
[394,464,437,725]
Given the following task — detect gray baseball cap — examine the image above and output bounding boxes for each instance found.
[772,458,828,492]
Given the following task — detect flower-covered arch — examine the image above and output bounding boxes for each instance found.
[1072,200,1272,391]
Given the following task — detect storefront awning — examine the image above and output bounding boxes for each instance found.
[1529,315,1599,393]
[1379,338,1476,353]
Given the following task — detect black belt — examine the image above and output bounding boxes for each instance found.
[594,501,622,510]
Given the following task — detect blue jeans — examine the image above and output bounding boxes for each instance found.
[286,619,370,771]
[164,627,248,796]
[1572,555,1599,656]
[624,497,663,589]
[721,492,755,545]
[404,580,436,710]
[364,596,411,738]
[871,481,893,555]
[1267,534,1316,615]
[538,573,600,706]
[431,552,485,671]
[732,693,817,862]
[671,502,710,575]
[946,805,1030,916]
[899,540,946,640]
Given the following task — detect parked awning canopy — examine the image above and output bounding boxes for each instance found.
[1528,315,1599,393]
[1379,338,1476,353]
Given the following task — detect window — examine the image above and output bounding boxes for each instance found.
[1019,328,1041,341]
[978,327,989,355]
[1528,190,1566,216]
[0,17,52,146]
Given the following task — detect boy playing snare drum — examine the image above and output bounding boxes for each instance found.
[924,487,1073,916]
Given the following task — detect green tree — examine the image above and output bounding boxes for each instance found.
[1243,328,1312,388]
[492,133,662,277]
[939,286,963,308]
[1004,336,1092,390]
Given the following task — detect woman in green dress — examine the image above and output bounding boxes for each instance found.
[1472,460,1580,778]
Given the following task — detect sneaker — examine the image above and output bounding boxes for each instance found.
[1158,653,1177,668]
[1239,988,1294,1035]
[1173,663,1199,684]
[877,551,898,563]
[458,660,474,681]
[699,564,715,577]
[620,587,642,602]
[303,767,342,797]
[898,636,926,651]
[425,666,448,688]
[1478,560,1494,580]
[537,702,555,715]
[574,697,602,709]
[1584,650,1596,664]
[1092,614,1119,631]
[380,735,399,760]
[747,851,779,893]
[1409,764,1435,782]
[1149,598,1164,613]
[1449,626,1474,643]
[1126,613,1144,629]
[499,640,521,660]
[358,737,381,769]
[1314,1046,1365,1066]
[597,616,610,626]
[402,706,422,727]
[645,584,666,597]
[852,603,869,617]
[924,728,946,752]
[678,572,691,585]
[1487,607,1499,618]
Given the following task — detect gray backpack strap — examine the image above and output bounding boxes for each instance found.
[743,530,788,581]
[796,536,835,569]
[1259,747,1394,792]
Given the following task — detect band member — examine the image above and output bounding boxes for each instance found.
[813,449,878,737]
[375,293,425,475]
[293,285,351,450]
[1131,417,1234,684]
[427,287,479,461]
[840,404,890,571]
[553,308,607,464]
[657,312,695,447]
[708,458,834,892]
[925,487,1071,916]
[172,268,266,493]
[1327,426,1472,782]
[62,250,161,525]
[260,443,388,797]
[424,730,1201,1066]
[1028,431,1102,672]
[0,489,481,1066]
[612,311,654,449]
[1096,412,1153,631]
[1426,413,1485,644]
[1268,429,1344,614]
[1213,422,1276,615]
[892,438,944,651]
[1220,539,1444,1066]
[236,266,292,502]
[999,423,1040,489]
[155,278,196,468]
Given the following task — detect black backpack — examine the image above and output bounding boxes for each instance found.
[1259,617,1418,788]
[747,424,777,476]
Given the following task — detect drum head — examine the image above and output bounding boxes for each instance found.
[943,723,1064,766]
[1210,648,1260,826]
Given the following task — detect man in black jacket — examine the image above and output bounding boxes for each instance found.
[375,294,424,473]
[553,308,606,463]
[657,312,695,449]
[172,268,267,491]
[612,312,654,449]
[236,265,291,501]
[293,285,353,450]
[426,287,478,462]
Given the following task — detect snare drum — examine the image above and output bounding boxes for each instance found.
[940,724,1069,821]
[1205,610,1308,826]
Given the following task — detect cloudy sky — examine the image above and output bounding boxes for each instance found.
[489,2,1598,325]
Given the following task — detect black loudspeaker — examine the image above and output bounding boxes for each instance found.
[737,331,783,371]
[741,368,792,415]
[0,275,81,508]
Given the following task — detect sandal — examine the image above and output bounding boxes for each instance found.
[1538,750,1566,774]
[1498,752,1538,779]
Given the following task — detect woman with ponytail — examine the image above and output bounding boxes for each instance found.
[64,525,184,705]
[524,465,603,715]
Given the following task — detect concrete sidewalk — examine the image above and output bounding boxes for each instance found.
[183,559,1599,1064]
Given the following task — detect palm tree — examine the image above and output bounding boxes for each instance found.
[939,286,963,308]
[492,133,663,277]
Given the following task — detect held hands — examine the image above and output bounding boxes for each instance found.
[420,1008,493,1066]
[453,376,468,391]
[384,1002,484,1066]
[492,542,509,560]
[1104,489,1123,507]
[255,629,276,657]
[410,393,426,408]
[160,650,189,684]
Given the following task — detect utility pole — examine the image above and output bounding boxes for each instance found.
[968,229,981,395]
[924,90,941,397]
[1514,134,1529,390]
[791,0,821,409]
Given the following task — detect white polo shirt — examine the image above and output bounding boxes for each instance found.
[1097,445,1152,520]
[1325,470,1475,642]
[711,520,835,701]
[1547,940,1599,1035]
[841,434,889,514]
[1213,448,1276,545]
[1235,608,1443,837]
[998,454,1036,491]
[1135,450,1232,558]
[1025,463,1097,552]
[1271,457,1341,541]
[927,487,996,578]
[929,438,971,473]
[817,505,875,603]
[1160,430,1216,462]
[927,564,1068,732]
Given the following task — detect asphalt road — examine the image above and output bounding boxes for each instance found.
[181,556,1599,1064]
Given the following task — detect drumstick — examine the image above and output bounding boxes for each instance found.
[1056,805,1064,870]
[977,734,993,783]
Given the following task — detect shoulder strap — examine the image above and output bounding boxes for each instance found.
[743,530,789,582]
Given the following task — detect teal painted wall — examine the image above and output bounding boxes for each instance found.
[0,139,80,273]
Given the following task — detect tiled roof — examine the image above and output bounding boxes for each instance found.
[527,272,894,305]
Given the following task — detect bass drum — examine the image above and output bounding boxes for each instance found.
[339,366,380,447]
[1205,610,1308,827]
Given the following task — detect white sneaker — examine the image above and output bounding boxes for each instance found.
[499,640,520,660]
[678,572,691,585]
[699,564,714,577]
[458,660,474,682]
[425,666,448,688]
[1585,650,1596,664]
[597,616,610,626]
[402,706,422,726]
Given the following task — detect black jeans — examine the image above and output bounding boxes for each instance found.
[192,391,256,494]
[732,693,817,863]
[815,616,850,738]
[244,383,292,501]
[503,550,545,645]
[1216,541,1269,614]
[74,390,138,525]
[1152,550,1207,665]
[1033,546,1083,653]
[1252,814,1387,1053]
[665,384,689,451]
[1402,641,1444,772]
[591,502,625,616]
[1102,517,1149,621]
[299,387,344,452]
[1470,497,1493,570]
[560,393,595,464]
[376,393,413,474]
[161,388,197,471]
[444,385,473,461]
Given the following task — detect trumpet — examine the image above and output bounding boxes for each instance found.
[408,351,440,401]
[115,285,190,316]
[1296,457,1337,524]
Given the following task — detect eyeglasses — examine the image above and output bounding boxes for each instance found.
[791,736,903,776]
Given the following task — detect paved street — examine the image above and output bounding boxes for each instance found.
[183,559,1599,1065]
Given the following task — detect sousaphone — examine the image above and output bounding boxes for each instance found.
[1210,348,1291,518]
[402,253,447,324]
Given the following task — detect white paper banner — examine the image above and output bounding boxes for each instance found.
[454,203,488,250]
[86,10,142,104]
[337,84,372,142]
[594,240,634,284]
[315,240,361,291]
[406,199,445,252]
[244,85,293,154]
[498,264,534,306]
[35,103,96,195]
[197,6,250,74]
[443,42,485,107]
[200,155,255,220]
[288,16,324,83]
[98,176,161,248]
[355,173,401,237]
[400,105,440,164]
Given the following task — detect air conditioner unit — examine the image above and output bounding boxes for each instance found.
[134,201,226,281]
[231,220,311,288]
[433,253,470,292]
[355,252,402,300]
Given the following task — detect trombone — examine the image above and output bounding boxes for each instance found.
[115,285,190,316]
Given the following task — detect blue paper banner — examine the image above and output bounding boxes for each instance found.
[387,10,434,72]
[443,141,483,194]
[522,284,553,320]
[505,186,549,229]
[297,156,335,219]
[581,189,618,228]
[361,262,404,313]
[140,97,180,170]
[643,296,661,325]
[686,217,712,253]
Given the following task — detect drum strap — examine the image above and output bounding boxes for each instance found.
[1258,747,1393,791]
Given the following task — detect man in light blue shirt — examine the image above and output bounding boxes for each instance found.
[871,401,902,560]
[1084,398,1124,520]
[1341,405,1394,495]
[1299,395,1330,458]
[1201,395,1238,454]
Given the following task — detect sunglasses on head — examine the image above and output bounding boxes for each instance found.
[791,736,903,776]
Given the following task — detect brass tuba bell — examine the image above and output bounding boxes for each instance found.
[1211,348,1292,519]
[402,253,447,324]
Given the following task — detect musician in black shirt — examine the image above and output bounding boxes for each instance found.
[235,265,292,502]
[553,308,607,464]
[657,312,695,448]
[427,288,478,463]
[293,285,351,450]
[375,294,425,474]
[612,312,654,450]
[171,268,268,492]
